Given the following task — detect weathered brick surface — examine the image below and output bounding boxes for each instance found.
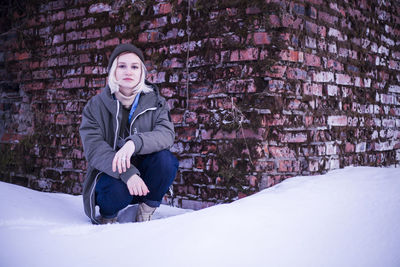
[0,0,399,210]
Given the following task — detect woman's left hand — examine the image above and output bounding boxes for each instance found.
[112,140,136,173]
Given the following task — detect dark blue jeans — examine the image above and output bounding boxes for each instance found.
[95,150,179,218]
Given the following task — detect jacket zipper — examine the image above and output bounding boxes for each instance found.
[129,107,157,134]
[113,101,120,150]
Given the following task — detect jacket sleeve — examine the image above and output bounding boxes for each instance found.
[128,98,175,155]
[79,100,140,182]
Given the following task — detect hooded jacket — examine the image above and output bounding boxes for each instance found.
[79,82,174,224]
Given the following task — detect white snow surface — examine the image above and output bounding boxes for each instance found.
[1,166,400,267]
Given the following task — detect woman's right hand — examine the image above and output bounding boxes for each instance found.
[112,140,135,173]
[127,174,149,196]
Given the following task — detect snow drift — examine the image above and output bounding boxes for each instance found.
[1,166,399,267]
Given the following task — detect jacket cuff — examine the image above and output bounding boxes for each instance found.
[128,134,143,154]
[120,166,140,184]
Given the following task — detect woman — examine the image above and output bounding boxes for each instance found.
[79,44,178,224]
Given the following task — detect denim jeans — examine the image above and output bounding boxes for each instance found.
[95,150,179,218]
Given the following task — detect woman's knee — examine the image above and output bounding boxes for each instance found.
[147,150,179,174]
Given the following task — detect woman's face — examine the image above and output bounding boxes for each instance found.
[115,52,142,95]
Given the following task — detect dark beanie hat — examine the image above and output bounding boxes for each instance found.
[107,44,145,71]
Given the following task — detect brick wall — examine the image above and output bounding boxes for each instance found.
[1,0,399,209]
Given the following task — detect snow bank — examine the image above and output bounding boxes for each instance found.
[1,166,399,267]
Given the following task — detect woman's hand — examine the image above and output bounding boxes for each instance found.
[127,174,149,196]
[112,140,135,174]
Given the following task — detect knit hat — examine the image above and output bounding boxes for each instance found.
[107,44,145,71]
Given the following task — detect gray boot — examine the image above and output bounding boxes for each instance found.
[135,203,156,222]
[96,215,118,225]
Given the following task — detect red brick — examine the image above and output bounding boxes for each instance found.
[149,32,162,42]
[84,66,106,75]
[177,127,197,141]
[171,113,183,124]
[138,32,148,43]
[66,7,86,19]
[86,29,101,39]
[48,11,65,22]
[305,53,321,67]
[195,157,205,170]
[101,27,111,37]
[23,82,44,91]
[309,161,319,172]
[278,160,300,172]
[226,79,256,93]
[319,26,327,37]
[185,112,198,124]
[287,68,307,80]
[246,7,261,14]
[81,17,95,28]
[158,3,172,14]
[53,33,64,44]
[313,71,334,83]
[251,32,271,45]
[79,54,90,63]
[105,38,120,47]
[269,80,285,92]
[255,161,275,172]
[266,65,287,78]
[207,130,236,139]
[388,85,400,93]
[148,16,168,29]
[88,78,105,88]
[62,78,85,89]
[160,87,176,97]
[330,3,346,16]
[1,133,26,142]
[30,61,40,69]
[328,28,346,41]
[327,85,339,96]
[305,116,313,126]
[281,132,308,143]
[246,175,258,187]
[303,83,323,96]
[280,50,304,62]
[269,146,296,158]
[237,128,263,140]
[66,31,86,42]
[56,114,71,125]
[327,115,347,126]
[307,5,318,19]
[89,3,111,13]
[319,11,338,25]
[327,59,343,71]
[65,21,78,31]
[269,15,280,27]
[306,21,318,34]
[15,52,30,60]
[231,48,259,61]
[389,60,400,71]
[345,143,355,153]
[336,73,352,85]
[282,14,303,29]
[225,8,237,16]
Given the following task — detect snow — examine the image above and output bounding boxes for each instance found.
[1,166,400,267]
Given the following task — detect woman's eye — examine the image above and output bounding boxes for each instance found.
[132,65,139,69]
[118,65,126,69]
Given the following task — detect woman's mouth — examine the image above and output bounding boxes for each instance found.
[123,78,133,81]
